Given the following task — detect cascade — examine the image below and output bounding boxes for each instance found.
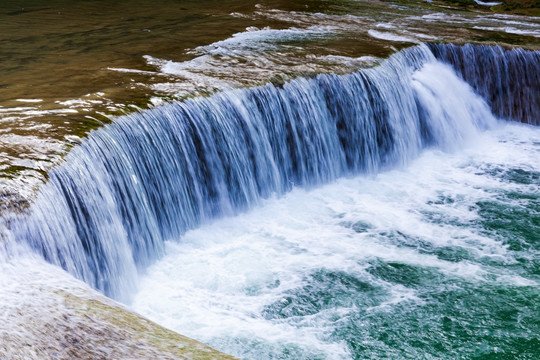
[6,43,533,300]
[428,43,540,125]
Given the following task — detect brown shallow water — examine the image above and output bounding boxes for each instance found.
[0,0,539,211]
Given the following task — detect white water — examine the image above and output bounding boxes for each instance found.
[131,123,540,359]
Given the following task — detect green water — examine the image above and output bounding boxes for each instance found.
[259,171,539,359]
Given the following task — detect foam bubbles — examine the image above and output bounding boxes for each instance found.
[132,123,540,359]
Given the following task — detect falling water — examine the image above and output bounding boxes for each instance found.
[3,43,537,304]
[429,43,540,125]
[1,41,539,358]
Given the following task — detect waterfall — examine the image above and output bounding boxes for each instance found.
[428,43,540,125]
[2,43,514,300]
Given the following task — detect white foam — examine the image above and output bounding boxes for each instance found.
[368,30,418,43]
[56,99,103,108]
[132,122,540,359]
[376,23,396,29]
[195,26,333,53]
[15,99,43,103]
[489,19,540,28]
[474,0,502,6]
[473,26,540,37]
[0,106,35,113]
[107,67,161,76]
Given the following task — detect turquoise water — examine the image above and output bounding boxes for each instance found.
[132,123,540,359]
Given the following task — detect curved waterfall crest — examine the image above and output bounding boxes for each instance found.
[4,44,506,299]
[429,43,540,125]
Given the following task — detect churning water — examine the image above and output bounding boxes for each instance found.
[132,122,540,359]
[1,42,539,358]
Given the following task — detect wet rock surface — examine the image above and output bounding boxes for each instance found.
[0,259,238,360]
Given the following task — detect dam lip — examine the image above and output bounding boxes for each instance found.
[3,38,539,216]
[2,40,538,221]
[0,45,398,216]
